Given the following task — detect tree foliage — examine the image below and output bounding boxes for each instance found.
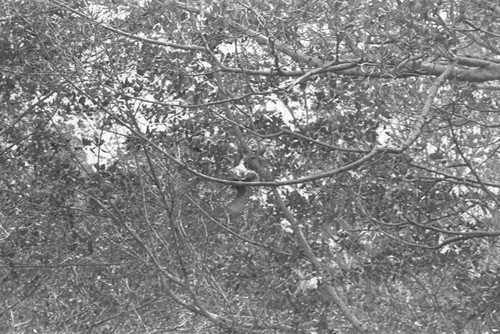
[1,0,500,333]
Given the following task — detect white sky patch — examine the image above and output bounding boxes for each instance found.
[266,94,295,128]
[376,128,390,145]
[60,112,127,167]
[218,43,236,56]
[88,1,149,21]
[280,218,293,233]
[218,40,261,59]
[47,91,133,167]
[426,142,438,154]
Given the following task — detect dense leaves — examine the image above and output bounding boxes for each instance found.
[1,0,500,333]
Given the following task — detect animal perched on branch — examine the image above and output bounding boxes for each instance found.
[226,170,258,214]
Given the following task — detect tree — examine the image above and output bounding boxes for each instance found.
[1,0,500,332]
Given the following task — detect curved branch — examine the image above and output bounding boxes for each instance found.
[397,61,456,150]
[410,162,500,188]
[209,40,369,332]
[358,200,500,249]
[51,0,204,51]
[54,0,500,83]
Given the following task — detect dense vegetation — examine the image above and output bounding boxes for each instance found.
[1,0,500,333]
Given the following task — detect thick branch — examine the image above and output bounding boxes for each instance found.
[399,61,456,150]
[52,0,204,51]
[209,45,369,332]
